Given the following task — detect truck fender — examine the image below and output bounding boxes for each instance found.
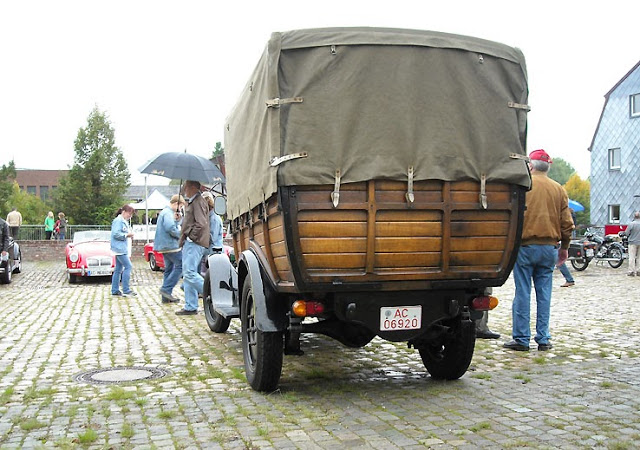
[207,253,239,317]
[239,250,287,332]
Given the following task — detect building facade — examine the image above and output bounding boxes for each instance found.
[590,60,640,226]
[15,169,69,202]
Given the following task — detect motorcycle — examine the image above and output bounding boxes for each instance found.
[568,229,625,271]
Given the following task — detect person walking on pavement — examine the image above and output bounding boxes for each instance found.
[110,205,137,297]
[504,149,573,352]
[154,194,185,303]
[558,209,576,287]
[621,211,640,276]
[199,191,224,274]
[176,180,210,316]
[56,212,68,240]
[6,208,22,239]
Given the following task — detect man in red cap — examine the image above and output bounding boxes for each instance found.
[504,149,574,352]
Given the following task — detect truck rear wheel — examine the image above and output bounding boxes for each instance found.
[203,272,231,333]
[241,278,283,392]
[418,319,475,380]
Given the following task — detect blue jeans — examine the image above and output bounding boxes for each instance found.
[161,250,183,295]
[557,262,574,283]
[112,254,133,294]
[512,245,556,346]
[182,240,206,311]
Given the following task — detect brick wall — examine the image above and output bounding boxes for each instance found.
[18,240,147,262]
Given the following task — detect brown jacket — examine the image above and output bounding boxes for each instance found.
[179,194,210,249]
[521,172,574,249]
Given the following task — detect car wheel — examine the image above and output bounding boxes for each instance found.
[149,254,158,271]
[13,250,21,274]
[1,263,11,284]
[203,271,231,333]
[419,318,475,380]
[241,277,283,392]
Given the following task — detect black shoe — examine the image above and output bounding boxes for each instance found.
[476,330,501,339]
[111,291,123,296]
[175,309,198,316]
[503,340,529,351]
[538,343,553,351]
[161,296,180,303]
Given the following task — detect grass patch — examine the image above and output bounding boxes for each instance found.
[158,410,177,419]
[514,374,531,384]
[121,422,134,438]
[532,356,547,364]
[471,373,491,380]
[600,381,613,388]
[469,422,491,432]
[105,386,135,401]
[24,387,57,401]
[134,398,148,407]
[19,418,47,431]
[76,428,98,444]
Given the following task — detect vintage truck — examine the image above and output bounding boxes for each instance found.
[204,27,531,391]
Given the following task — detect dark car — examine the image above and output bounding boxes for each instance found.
[0,237,22,284]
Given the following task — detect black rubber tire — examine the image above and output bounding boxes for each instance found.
[67,272,78,284]
[419,319,476,380]
[607,246,624,269]
[571,258,589,271]
[203,271,231,333]
[13,251,21,274]
[0,264,11,284]
[149,254,159,271]
[241,278,283,392]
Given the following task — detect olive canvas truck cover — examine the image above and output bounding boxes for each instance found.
[224,27,530,220]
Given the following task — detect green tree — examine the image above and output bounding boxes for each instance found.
[211,141,224,158]
[0,160,17,217]
[564,174,590,231]
[548,157,575,186]
[55,107,130,224]
[6,182,51,224]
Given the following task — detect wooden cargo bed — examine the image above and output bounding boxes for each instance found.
[232,180,525,293]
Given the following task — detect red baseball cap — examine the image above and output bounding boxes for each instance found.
[529,149,552,163]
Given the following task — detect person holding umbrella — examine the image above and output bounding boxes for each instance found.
[176,180,210,315]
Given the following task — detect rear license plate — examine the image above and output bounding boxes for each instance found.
[380,306,422,331]
[586,249,594,257]
[88,270,112,276]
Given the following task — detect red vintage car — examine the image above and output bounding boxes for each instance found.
[66,230,115,283]
[144,242,234,271]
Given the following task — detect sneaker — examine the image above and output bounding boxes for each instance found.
[538,343,553,351]
[111,291,123,296]
[503,340,529,351]
[560,281,575,287]
[175,309,198,316]
[160,290,179,303]
[123,291,138,297]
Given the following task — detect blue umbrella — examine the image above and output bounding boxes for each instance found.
[568,199,584,212]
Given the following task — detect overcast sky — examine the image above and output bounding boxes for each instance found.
[1,0,638,185]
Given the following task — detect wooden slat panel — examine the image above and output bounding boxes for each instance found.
[451,210,510,222]
[450,181,510,192]
[375,252,442,268]
[376,221,442,237]
[375,191,443,203]
[298,222,367,237]
[268,225,285,245]
[451,221,510,236]
[274,256,292,273]
[377,210,443,222]
[450,191,511,203]
[376,179,443,191]
[297,210,367,222]
[302,254,366,269]
[375,237,442,252]
[300,237,367,253]
[296,190,367,204]
[267,213,283,229]
[450,251,503,266]
[450,237,508,251]
[271,241,287,258]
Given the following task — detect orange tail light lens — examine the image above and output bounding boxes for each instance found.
[471,296,499,311]
[292,300,325,317]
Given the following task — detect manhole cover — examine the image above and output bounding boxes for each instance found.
[73,366,171,385]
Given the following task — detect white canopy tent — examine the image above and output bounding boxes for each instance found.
[129,189,170,210]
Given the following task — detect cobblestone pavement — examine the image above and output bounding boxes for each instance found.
[1,260,639,449]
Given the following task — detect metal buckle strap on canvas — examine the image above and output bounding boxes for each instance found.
[331,170,341,208]
[269,152,308,167]
[266,97,304,108]
[509,153,530,162]
[479,174,488,210]
[405,166,415,205]
[247,199,253,226]
[261,193,268,223]
[507,101,531,112]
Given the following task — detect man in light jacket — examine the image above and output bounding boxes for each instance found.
[154,195,185,303]
[176,180,210,315]
[622,211,640,276]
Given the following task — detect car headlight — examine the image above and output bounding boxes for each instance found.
[69,252,79,263]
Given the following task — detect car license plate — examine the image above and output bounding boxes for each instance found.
[88,270,111,276]
[586,249,594,257]
[380,306,422,331]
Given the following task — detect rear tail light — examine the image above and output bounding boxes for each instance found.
[292,300,325,317]
[471,296,499,311]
